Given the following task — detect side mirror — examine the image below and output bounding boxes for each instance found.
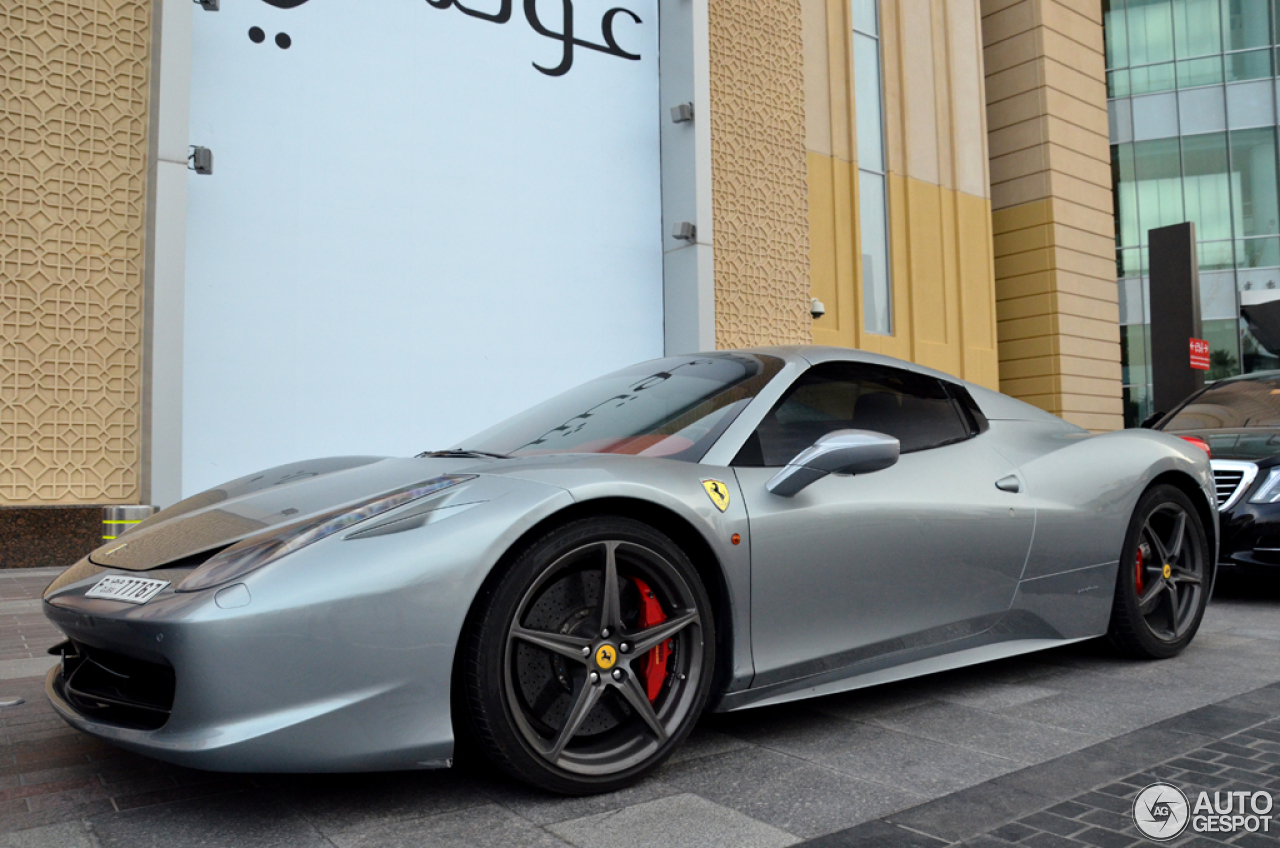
[766,430,900,497]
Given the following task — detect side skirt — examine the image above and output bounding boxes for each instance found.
[714,634,1093,712]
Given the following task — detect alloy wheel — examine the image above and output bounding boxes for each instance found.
[1132,502,1204,641]
[501,539,706,775]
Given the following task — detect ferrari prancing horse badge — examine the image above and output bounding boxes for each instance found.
[702,479,730,512]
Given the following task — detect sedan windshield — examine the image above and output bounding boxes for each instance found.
[1161,374,1280,430]
[457,353,784,462]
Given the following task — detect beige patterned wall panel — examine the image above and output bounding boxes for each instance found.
[709,0,813,349]
[0,1,151,504]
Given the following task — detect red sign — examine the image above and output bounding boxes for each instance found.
[1190,338,1210,370]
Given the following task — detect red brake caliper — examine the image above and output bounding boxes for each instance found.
[632,578,669,702]
[1135,545,1145,595]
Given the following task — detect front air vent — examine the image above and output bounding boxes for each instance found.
[54,643,175,730]
[1210,460,1258,512]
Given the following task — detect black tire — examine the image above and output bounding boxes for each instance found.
[1107,484,1210,659]
[462,516,715,794]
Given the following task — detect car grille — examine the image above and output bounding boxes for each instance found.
[1210,460,1258,511]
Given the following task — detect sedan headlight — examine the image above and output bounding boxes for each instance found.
[177,475,475,592]
[1250,468,1280,504]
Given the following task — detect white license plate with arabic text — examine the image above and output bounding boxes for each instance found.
[84,575,170,605]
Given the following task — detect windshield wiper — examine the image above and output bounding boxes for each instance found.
[416,449,511,460]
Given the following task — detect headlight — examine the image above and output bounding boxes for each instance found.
[177,475,474,592]
[1250,468,1280,504]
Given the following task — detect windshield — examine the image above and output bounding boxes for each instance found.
[458,353,785,462]
[1161,374,1280,430]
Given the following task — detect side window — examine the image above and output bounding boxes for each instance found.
[733,363,972,467]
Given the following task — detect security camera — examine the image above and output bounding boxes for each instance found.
[810,298,826,319]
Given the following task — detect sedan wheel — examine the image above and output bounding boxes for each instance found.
[1107,484,1210,658]
[462,517,714,794]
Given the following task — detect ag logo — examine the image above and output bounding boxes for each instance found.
[594,644,617,669]
[702,479,730,512]
[1134,782,1189,841]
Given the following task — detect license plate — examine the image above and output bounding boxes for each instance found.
[84,575,169,605]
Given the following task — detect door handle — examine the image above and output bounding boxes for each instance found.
[995,475,1021,493]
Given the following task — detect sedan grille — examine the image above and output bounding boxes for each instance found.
[1210,460,1258,512]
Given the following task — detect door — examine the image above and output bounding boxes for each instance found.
[735,362,1034,686]
[183,0,663,496]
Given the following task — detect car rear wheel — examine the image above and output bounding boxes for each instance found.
[462,516,714,794]
[1107,484,1210,658]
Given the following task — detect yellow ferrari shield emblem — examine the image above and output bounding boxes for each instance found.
[1162,563,1172,579]
[595,644,617,669]
[702,479,730,512]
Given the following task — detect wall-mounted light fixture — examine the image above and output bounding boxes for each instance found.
[189,146,214,175]
[670,103,694,124]
[194,0,219,10]
[672,221,696,242]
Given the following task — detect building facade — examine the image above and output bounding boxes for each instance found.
[1107,0,1280,425]
[2,0,1116,565]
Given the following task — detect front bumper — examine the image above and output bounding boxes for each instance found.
[42,573,457,772]
[1218,500,1280,569]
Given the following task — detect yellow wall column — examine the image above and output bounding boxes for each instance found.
[981,0,1123,431]
[804,0,1001,390]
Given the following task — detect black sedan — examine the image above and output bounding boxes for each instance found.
[1153,371,1280,572]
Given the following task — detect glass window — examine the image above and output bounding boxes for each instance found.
[1134,137,1186,231]
[1130,62,1177,94]
[1114,143,1141,246]
[1118,246,1146,276]
[859,171,891,335]
[462,354,784,461]
[1128,0,1176,65]
[1123,382,1155,427]
[1199,239,1238,269]
[1181,132,1233,242]
[1221,0,1271,52]
[1173,0,1222,58]
[1176,55,1223,87]
[1106,0,1131,69]
[851,0,877,36]
[1238,237,1280,267]
[853,33,884,173]
[1203,318,1242,379]
[1109,69,1132,97]
[733,363,971,467]
[1229,127,1280,237]
[1121,323,1152,392]
[1225,48,1272,81]
[853,4,892,336]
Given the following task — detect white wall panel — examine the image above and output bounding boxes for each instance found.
[184,0,662,495]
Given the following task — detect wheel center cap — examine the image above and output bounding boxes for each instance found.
[594,644,618,670]
[1162,563,1172,579]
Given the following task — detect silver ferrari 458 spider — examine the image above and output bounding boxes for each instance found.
[43,347,1216,793]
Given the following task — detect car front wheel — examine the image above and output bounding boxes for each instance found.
[462,516,714,794]
[1107,484,1210,659]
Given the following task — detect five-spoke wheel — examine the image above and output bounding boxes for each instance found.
[1108,485,1210,658]
[462,517,714,794]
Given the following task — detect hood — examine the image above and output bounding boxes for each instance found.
[1163,428,1280,463]
[89,455,493,571]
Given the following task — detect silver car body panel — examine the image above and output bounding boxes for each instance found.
[42,346,1217,771]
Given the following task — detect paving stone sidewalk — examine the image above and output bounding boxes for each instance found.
[0,568,1276,848]
[797,687,1280,847]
